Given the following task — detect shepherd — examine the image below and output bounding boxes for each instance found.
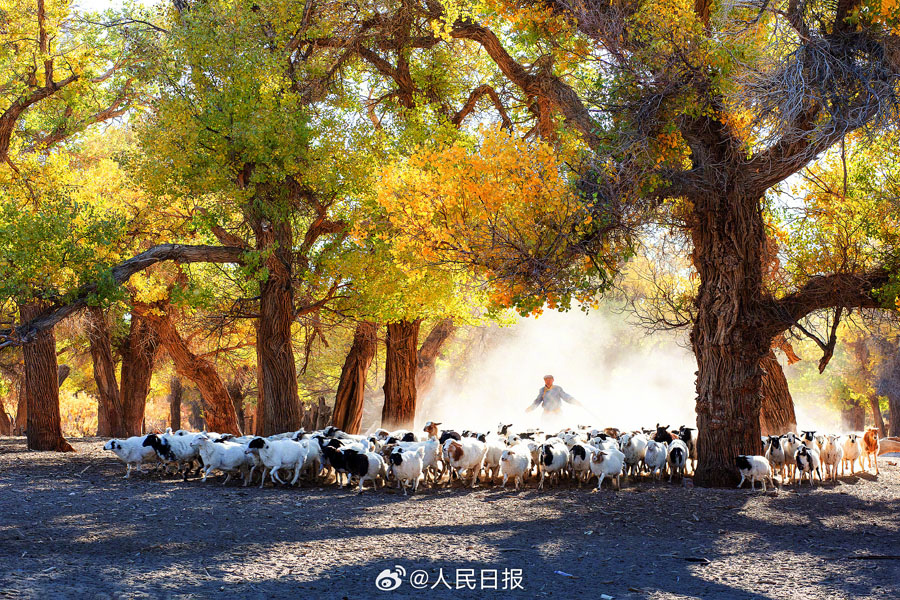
[526,375,582,429]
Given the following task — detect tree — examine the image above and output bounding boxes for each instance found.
[135,0,376,435]
[86,307,122,436]
[0,0,149,450]
[377,0,900,484]
[381,320,421,429]
[131,301,241,434]
[169,375,183,431]
[416,318,457,401]
[332,321,377,434]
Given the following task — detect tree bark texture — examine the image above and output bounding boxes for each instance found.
[169,376,183,431]
[332,321,377,434]
[119,314,160,436]
[690,190,769,486]
[135,305,241,435]
[415,318,456,402]
[0,401,12,435]
[382,320,421,430]
[251,205,303,436]
[226,367,251,433]
[19,302,74,452]
[759,350,797,436]
[889,393,900,438]
[14,375,26,434]
[86,307,123,436]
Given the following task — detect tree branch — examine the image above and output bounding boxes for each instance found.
[0,244,246,349]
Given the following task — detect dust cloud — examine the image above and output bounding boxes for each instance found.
[417,307,699,434]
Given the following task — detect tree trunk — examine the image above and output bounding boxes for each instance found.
[188,396,205,431]
[251,206,302,436]
[0,402,12,435]
[759,350,797,436]
[889,393,900,438]
[332,321,377,434]
[86,307,123,436]
[869,395,887,437]
[841,402,865,431]
[19,302,74,452]
[119,314,160,436]
[226,369,249,433]
[415,318,455,402]
[690,190,768,486]
[14,376,26,434]
[169,376,183,431]
[135,305,241,434]
[381,320,421,430]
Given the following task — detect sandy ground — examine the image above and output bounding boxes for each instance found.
[0,436,898,600]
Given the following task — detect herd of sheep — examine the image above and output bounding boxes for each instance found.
[101,421,889,493]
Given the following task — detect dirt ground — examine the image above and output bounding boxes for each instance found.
[0,437,898,600]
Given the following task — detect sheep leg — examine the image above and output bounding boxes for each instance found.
[737,474,746,489]
[291,464,302,486]
[271,466,285,485]
[596,472,606,491]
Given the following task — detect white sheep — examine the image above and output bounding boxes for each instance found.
[244,437,308,487]
[482,440,507,484]
[103,436,158,478]
[190,434,251,485]
[589,447,625,490]
[443,437,487,488]
[841,433,862,475]
[735,455,773,491]
[619,432,648,478]
[820,434,844,483]
[389,447,425,495]
[500,446,531,491]
[644,440,668,480]
[781,433,801,480]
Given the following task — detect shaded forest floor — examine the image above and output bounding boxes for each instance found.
[0,437,898,599]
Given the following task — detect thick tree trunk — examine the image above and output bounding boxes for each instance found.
[119,314,160,436]
[415,318,456,402]
[332,321,377,434]
[135,306,241,434]
[759,350,797,436]
[841,402,865,431]
[382,320,421,430]
[690,190,768,486]
[19,302,74,452]
[251,207,302,436]
[86,307,123,436]
[869,396,887,437]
